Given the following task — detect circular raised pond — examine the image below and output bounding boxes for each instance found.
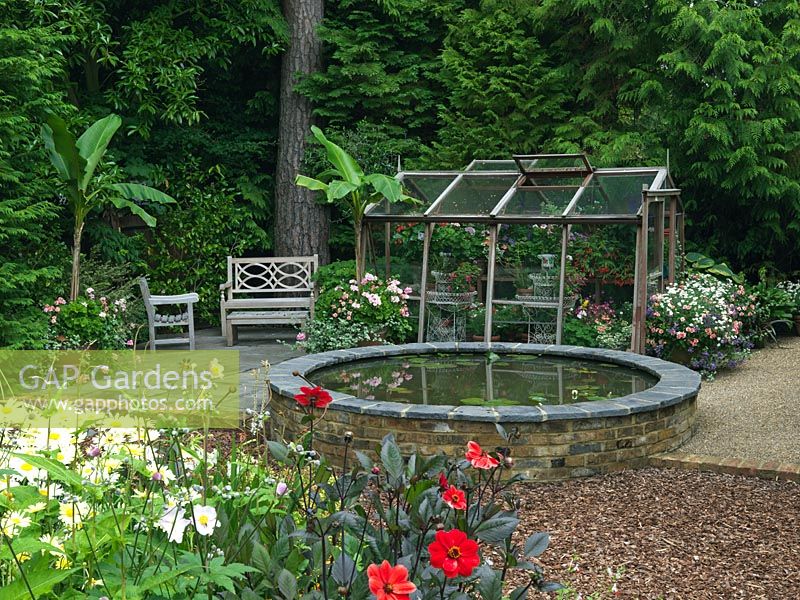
[269,343,700,481]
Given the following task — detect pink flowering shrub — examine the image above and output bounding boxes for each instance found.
[312,273,413,344]
[44,288,134,349]
[646,273,757,376]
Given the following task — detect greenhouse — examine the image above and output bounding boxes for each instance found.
[362,154,683,353]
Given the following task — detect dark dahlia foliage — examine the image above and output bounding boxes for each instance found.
[261,399,561,599]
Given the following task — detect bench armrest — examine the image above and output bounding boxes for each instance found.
[150,293,199,305]
[219,282,231,291]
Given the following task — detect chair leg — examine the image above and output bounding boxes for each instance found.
[188,303,195,350]
[225,321,233,347]
[148,320,157,351]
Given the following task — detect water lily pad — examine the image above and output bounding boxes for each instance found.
[459,396,520,406]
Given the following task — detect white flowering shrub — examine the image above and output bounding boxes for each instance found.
[647,273,757,376]
[776,280,800,315]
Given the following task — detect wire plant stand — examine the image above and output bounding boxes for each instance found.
[425,290,477,342]
[515,293,579,344]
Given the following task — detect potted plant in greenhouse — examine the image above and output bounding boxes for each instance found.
[467,305,499,342]
[513,260,533,296]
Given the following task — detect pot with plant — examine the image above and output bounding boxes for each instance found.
[467,305,499,342]
[514,260,533,296]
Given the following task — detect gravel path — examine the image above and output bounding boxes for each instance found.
[679,336,800,463]
[523,468,800,599]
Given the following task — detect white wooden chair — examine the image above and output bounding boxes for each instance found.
[219,255,318,346]
[139,278,199,350]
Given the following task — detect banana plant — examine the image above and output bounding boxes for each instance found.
[295,126,416,282]
[42,114,176,300]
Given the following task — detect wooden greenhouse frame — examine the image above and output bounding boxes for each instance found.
[361,154,683,353]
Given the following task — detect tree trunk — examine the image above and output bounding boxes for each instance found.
[70,220,84,301]
[85,51,100,95]
[274,0,329,262]
[354,218,363,282]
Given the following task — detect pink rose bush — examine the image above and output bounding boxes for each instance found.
[303,273,413,349]
[44,292,134,350]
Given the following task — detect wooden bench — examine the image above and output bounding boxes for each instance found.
[219,255,318,346]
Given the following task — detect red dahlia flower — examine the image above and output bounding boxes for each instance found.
[465,441,499,470]
[442,485,466,510]
[428,528,480,578]
[438,471,449,489]
[367,560,417,600]
[294,385,333,409]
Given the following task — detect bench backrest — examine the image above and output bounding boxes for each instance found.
[139,277,155,319]
[227,255,318,295]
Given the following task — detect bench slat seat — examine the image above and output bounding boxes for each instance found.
[222,297,312,310]
[226,310,309,324]
[220,255,318,346]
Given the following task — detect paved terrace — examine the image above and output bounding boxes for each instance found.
[195,327,302,410]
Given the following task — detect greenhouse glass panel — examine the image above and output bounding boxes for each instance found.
[514,155,589,172]
[430,174,517,216]
[501,187,579,216]
[646,204,665,295]
[574,172,659,215]
[368,174,455,217]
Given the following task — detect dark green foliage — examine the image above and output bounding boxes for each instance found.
[53,0,287,137]
[145,166,269,324]
[432,0,569,167]
[0,6,72,346]
[313,259,357,293]
[651,0,800,272]
[433,0,800,272]
[297,0,453,146]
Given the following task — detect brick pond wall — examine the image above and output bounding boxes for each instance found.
[268,343,700,481]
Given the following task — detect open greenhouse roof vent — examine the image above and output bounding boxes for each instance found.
[511,153,593,184]
[364,153,677,223]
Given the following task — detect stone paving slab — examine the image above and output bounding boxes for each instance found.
[194,326,302,410]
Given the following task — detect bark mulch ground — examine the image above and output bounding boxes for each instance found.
[519,468,799,599]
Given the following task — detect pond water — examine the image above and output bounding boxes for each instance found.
[311,353,657,406]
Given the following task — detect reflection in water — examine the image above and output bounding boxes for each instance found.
[312,353,657,407]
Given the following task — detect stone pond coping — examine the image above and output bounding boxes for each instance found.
[268,342,701,423]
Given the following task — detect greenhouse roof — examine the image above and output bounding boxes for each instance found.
[364,153,679,224]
